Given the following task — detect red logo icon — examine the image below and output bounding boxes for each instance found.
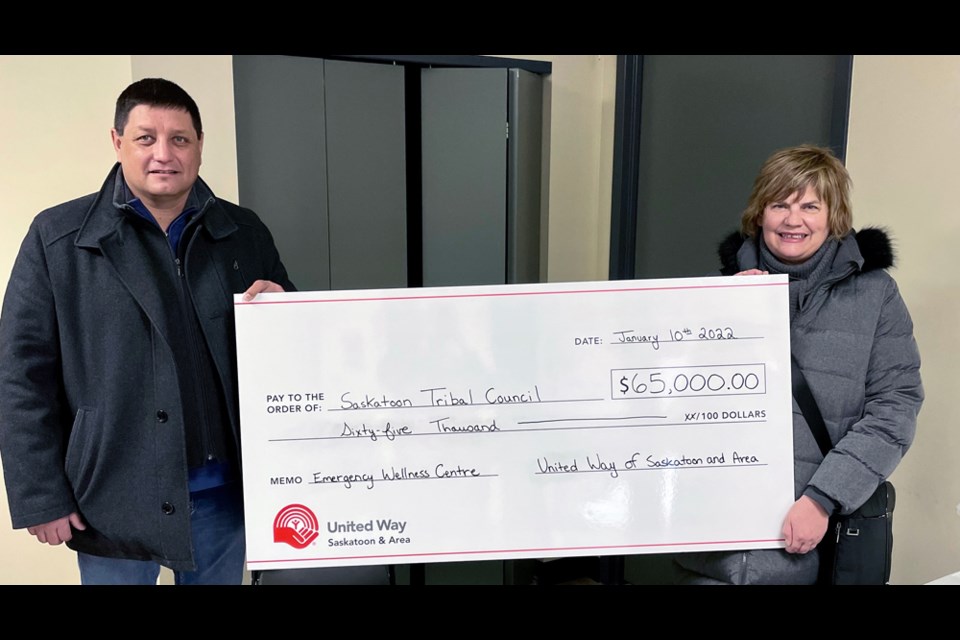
[274,504,320,549]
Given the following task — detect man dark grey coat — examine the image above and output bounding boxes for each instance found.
[0,163,293,571]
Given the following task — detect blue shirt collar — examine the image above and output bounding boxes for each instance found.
[118,171,201,255]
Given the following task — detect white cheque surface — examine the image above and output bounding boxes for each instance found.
[236,275,794,570]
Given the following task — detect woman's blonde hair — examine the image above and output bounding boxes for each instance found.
[741,144,853,238]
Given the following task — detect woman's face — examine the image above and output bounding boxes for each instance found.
[760,185,829,264]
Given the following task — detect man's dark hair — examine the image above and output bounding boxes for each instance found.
[114,78,203,137]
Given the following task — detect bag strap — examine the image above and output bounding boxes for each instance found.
[791,355,832,457]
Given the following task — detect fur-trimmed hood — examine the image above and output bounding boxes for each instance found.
[718,227,896,276]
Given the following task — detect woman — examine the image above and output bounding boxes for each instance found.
[674,144,923,584]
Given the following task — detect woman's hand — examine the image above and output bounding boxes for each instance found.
[782,496,829,554]
[734,269,769,276]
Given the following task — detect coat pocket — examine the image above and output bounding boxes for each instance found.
[230,258,250,293]
[64,406,98,499]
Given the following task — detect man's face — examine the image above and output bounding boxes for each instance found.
[111,105,203,210]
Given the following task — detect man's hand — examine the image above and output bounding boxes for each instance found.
[242,280,285,301]
[782,496,829,554]
[27,513,86,545]
[735,269,769,276]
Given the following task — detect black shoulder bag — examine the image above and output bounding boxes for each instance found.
[791,357,896,585]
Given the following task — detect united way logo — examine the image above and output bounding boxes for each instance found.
[274,504,320,549]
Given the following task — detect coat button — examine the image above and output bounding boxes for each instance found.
[156,410,168,423]
[162,502,175,515]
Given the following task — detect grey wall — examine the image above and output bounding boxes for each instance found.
[632,55,845,280]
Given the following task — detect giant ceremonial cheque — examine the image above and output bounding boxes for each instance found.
[235,275,794,570]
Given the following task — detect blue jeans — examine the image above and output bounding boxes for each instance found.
[77,482,245,585]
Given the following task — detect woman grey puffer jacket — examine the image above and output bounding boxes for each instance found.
[674,228,923,585]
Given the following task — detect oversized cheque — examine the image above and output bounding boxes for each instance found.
[235,275,794,570]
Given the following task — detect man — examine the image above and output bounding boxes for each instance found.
[0,78,293,584]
